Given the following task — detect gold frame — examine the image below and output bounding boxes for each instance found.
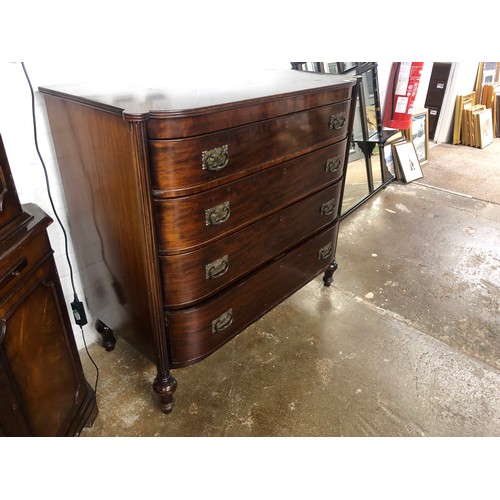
[453,91,475,144]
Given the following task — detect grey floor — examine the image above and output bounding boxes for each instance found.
[79,145,500,438]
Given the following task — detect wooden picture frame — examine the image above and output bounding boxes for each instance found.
[383,143,395,177]
[477,108,494,148]
[453,91,475,144]
[387,134,407,181]
[394,141,423,183]
[404,109,429,166]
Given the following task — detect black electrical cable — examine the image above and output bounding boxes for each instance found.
[21,62,99,412]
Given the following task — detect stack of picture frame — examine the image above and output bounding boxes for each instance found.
[453,91,475,145]
[454,96,494,149]
[480,82,500,136]
[382,109,428,183]
[453,62,499,147]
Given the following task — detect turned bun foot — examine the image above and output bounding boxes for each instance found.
[153,372,178,414]
[322,259,339,287]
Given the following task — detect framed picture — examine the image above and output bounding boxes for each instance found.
[383,143,395,177]
[394,141,423,183]
[386,133,407,181]
[404,109,429,165]
[477,108,494,149]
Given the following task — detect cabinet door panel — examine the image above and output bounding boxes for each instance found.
[0,260,88,436]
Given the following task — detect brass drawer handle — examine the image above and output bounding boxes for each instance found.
[212,308,233,334]
[0,257,28,288]
[318,242,333,260]
[329,112,346,130]
[320,198,336,216]
[202,145,229,171]
[205,201,230,226]
[206,255,229,280]
[325,155,341,173]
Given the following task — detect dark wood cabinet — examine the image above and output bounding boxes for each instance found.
[0,135,96,436]
[0,134,30,237]
[39,69,357,413]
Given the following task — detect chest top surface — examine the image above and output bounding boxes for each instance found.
[39,69,355,118]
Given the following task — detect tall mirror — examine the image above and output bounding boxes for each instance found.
[291,62,396,217]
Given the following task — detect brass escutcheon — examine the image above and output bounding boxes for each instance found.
[318,242,333,260]
[202,144,229,171]
[206,255,229,280]
[329,113,346,130]
[205,201,230,226]
[212,308,234,334]
[320,198,336,216]
[325,156,341,173]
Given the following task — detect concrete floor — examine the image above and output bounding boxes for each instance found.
[80,181,500,437]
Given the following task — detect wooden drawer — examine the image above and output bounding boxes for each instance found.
[167,223,339,366]
[146,83,354,139]
[161,181,343,307]
[149,101,351,196]
[154,139,347,253]
[0,228,52,301]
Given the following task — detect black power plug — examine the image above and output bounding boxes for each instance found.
[71,294,88,326]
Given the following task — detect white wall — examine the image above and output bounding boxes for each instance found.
[0,62,101,349]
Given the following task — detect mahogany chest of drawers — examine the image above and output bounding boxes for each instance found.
[39,69,357,413]
[0,134,96,435]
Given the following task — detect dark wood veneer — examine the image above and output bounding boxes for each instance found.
[0,135,31,239]
[161,182,343,308]
[167,223,339,366]
[0,201,97,436]
[39,70,357,413]
[149,101,351,196]
[1,132,97,435]
[154,140,347,252]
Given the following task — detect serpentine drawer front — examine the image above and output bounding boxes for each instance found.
[166,223,339,366]
[39,69,357,413]
[161,181,343,308]
[149,101,351,196]
[154,140,347,252]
